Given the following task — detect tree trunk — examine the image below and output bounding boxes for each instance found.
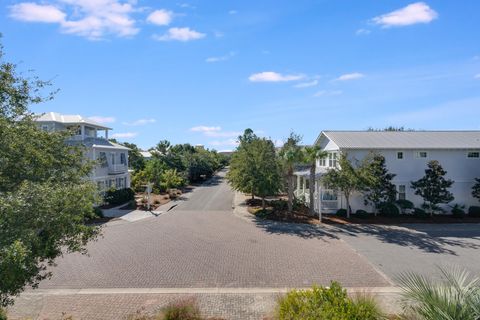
[309,166,315,216]
[287,173,294,214]
[346,195,351,219]
[262,197,266,210]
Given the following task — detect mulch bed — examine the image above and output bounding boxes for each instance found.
[323,215,480,225]
[246,198,320,225]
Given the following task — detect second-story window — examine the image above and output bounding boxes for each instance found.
[120,153,126,165]
[397,151,404,159]
[328,153,338,167]
[467,151,480,158]
[397,185,406,200]
[319,157,326,167]
[415,151,428,159]
[98,152,108,167]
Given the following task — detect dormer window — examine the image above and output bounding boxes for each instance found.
[328,153,338,167]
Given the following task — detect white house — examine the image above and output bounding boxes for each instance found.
[36,112,131,191]
[294,131,480,214]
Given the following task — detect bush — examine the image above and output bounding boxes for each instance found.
[93,206,104,218]
[395,199,414,214]
[413,207,429,219]
[336,208,347,217]
[354,209,371,219]
[468,206,480,217]
[275,282,383,320]
[104,188,135,206]
[0,308,6,320]
[272,200,288,211]
[160,298,202,320]
[378,202,400,217]
[451,204,466,219]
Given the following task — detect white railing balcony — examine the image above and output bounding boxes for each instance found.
[108,164,128,174]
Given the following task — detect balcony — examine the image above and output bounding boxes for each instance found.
[108,164,128,175]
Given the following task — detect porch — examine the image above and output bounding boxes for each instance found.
[293,167,340,214]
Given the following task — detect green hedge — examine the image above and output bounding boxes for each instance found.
[378,202,400,217]
[468,206,480,217]
[104,188,135,206]
[336,208,347,217]
[354,209,372,219]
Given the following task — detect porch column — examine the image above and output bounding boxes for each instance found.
[296,175,301,195]
[318,183,322,222]
[80,125,85,139]
[302,177,305,194]
[105,129,109,140]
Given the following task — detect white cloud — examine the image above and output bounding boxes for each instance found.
[313,90,342,97]
[111,132,138,138]
[335,72,365,81]
[372,2,438,28]
[147,9,173,26]
[190,126,221,133]
[88,116,116,124]
[293,80,318,88]
[153,27,206,42]
[123,118,156,126]
[190,126,241,138]
[229,10,238,15]
[205,52,235,63]
[10,0,140,40]
[475,74,480,79]
[249,71,304,82]
[209,139,239,147]
[9,2,66,23]
[356,28,371,35]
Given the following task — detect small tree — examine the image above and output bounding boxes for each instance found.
[361,153,397,216]
[279,132,303,214]
[251,138,282,209]
[472,178,480,202]
[122,142,145,171]
[302,146,327,217]
[411,160,454,216]
[322,154,363,218]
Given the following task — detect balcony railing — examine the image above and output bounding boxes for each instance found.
[108,164,128,174]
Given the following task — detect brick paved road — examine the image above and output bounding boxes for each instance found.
[37,170,389,289]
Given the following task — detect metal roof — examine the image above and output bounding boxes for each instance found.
[317,131,480,150]
[35,112,112,130]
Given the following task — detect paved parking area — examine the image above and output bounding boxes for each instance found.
[329,223,480,282]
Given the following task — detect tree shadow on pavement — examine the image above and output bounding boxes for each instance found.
[330,224,480,255]
[255,219,339,241]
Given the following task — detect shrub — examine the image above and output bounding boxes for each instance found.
[104,188,135,206]
[160,298,202,320]
[94,206,104,218]
[413,207,429,219]
[451,204,466,219]
[0,308,6,320]
[275,282,383,320]
[395,199,414,213]
[336,208,347,217]
[468,206,480,217]
[378,202,400,217]
[354,209,371,219]
[272,200,288,211]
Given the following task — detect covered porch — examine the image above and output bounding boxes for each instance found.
[293,167,340,214]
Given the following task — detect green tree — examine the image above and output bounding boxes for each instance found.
[279,132,303,214]
[227,129,258,199]
[322,154,363,218]
[122,142,145,171]
[302,146,327,217]
[361,153,397,216]
[0,44,99,307]
[250,138,282,209]
[411,160,454,216]
[472,178,480,202]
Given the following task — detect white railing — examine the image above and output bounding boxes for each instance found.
[108,164,128,174]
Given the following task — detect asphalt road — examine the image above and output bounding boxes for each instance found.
[38,169,389,289]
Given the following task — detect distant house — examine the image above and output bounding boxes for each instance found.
[140,151,153,160]
[35,112,131,191]
[294,131,480,213]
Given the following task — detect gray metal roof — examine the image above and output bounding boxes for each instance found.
[317,131,480,150]
[35,112,112,130]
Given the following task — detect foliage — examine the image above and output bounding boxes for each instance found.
[413,207,429,219]
[361,153,397,214]
[397,266,480,320]
[411,160,454,216]
[451,204,465,219]
[104,188,135,206]
[122,142,146,172]
[302,145,327,216]
[336,208,347,217]
[159,169,185,191]
[468,206,480,217]
[93,207,104,218]
[279,132,303,213]
[160,298,202,320]
[354,209,371,219]
[473,178,480,201]
[322,154,363,218]
[0,42,99,307]
[0,307,6,320]
[396,199,414,210]
[275,282,384,320]
[378,202,400,217]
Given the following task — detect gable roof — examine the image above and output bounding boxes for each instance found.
[316,131,480,150]
[35,112,112,130]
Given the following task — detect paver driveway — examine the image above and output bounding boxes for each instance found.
[39,170,389,289]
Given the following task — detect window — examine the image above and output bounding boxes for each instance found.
[322,190,338,201]
[41,125,49,132]
[98,152,108,167]
[97,181,105,191]
[397,151,404,159]
[319,157,326,167]
[415,151,428,159]
[467,151,480,158]
[110,153,115,165]
[328,153,338,167]
[120,153,126,165]
[397,185,406,200]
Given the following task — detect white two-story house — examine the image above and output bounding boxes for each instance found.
[36,112,131,191]
[294,131,480,214]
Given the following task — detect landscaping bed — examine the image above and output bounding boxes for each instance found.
[246,198,320,225]
[120,189,182,211]
[323,214,480,225]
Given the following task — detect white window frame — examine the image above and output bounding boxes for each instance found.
[397,185,406,200]
[467,150,480,159]
[415,151,428,159]
[328,152,338,168]
[396,151,404,160]
[318,157,327,167]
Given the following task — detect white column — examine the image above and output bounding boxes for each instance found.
[302,176,305,194]
[105,129,109,140]
[80,125,85,139]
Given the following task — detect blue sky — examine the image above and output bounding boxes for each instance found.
[1,1,479,150]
